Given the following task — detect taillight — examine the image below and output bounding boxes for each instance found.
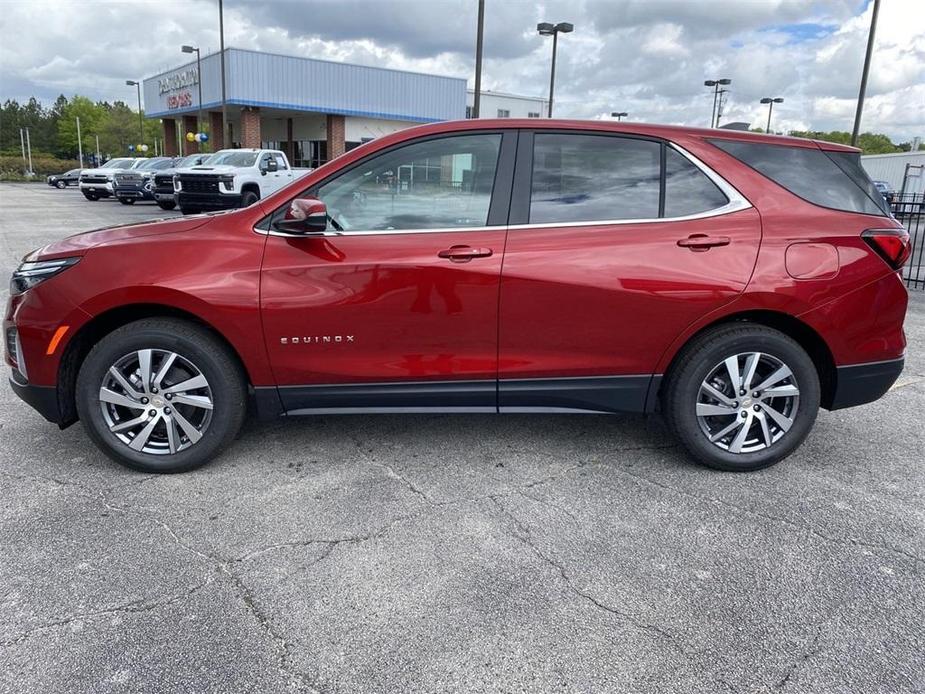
[862,228,911,270]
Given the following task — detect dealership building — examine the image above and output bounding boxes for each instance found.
[143,48,546,168]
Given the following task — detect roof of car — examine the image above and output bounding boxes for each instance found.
[394,118,861,153]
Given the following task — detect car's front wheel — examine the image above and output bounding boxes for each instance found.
[118,198,135,205]
[663,324,820,472]
[55,180,66,189]
[156,200,177,211]
[82,191,99,201]
[76,318,247,473]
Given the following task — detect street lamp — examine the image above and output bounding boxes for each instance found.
[538,21,573,118]
[760,97,784,133]
[704,78,731,128]
[611,111,628,121]
[182,45,204,143]
[125,80,144,148]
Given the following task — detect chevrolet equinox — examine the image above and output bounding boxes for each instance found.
[5,120,910,473]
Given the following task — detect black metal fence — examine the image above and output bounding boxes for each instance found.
[892,192,924,290]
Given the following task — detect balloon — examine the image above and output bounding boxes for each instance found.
[200,133,209,142]
[140,144,149,152]
[186,132,195,142]
[128,144,135,151]
[194,133,203,143]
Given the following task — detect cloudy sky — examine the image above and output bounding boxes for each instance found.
[1,0,923,141]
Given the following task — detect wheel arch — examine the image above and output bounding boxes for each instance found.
[57,303,254,427]
[658,310,837,411]
[240,182,261,198]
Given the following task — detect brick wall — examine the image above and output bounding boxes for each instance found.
[241,108,261,149]
[209,111,224,151]
[326,114,346,162]
[162,119,178,157]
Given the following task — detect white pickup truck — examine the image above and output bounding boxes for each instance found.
[172,148,310,215]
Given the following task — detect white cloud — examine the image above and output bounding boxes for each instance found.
[0,0,922,142]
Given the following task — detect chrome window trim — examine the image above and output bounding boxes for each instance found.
[254,141,751,238]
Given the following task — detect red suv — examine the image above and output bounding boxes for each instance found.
[5,120,910,473]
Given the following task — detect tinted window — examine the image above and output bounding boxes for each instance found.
[709,139,886,216]
[317,133,502,231]
[530,134,660,223]
[664,148,728,217]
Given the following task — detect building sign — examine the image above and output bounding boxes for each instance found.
[158,68,199,95]
[167,91,194,110]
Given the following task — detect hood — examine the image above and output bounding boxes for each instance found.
[27,216,214,261]
[176,164,239,175]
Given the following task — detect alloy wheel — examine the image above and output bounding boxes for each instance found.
[695,351,800,454]
[98,349,214,455]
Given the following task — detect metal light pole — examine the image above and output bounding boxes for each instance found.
[219,0,229,147]
[704,78,731,128]
[472,0,485,118]
[19,128,27,171]
[76,116,84,168]
[851,0,880,146]
[182,45,203,138]
[126,80,144,147]
[538,21,573,118]
[95,134,101,163]
[760,97,784,133]
[25,128,33,175]
[611,111,628,121]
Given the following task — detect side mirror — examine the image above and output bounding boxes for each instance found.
[274,197,328,235]
[265,158,279,173]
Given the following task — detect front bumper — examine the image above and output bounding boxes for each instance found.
[80,181,113,196]
[114,183,155,201]
[828,357,904,410]
[9,369,63,424]
[177,191,242,210]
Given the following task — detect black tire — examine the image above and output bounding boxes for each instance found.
[83,191,99,201]
[118,198,135,205]
[55,180,66,189]
[75,318,247,473]
[180,206,202,215]
[240,189,259,208]
[662,324,820,472]
[157,200,177,211]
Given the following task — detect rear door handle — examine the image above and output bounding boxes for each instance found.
[677,234,731,251]
[438,245,493,262]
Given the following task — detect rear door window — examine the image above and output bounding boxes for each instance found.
[530,134,661,223]
[664,148,729,217]
[709,139,887,216]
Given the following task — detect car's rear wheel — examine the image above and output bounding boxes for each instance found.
[663,324,820,472]
[76,318,247,473]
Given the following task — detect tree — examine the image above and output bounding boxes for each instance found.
[788,129,900,154]
[57,96,105,159]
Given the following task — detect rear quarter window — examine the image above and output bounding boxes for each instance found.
[708,139,888,216]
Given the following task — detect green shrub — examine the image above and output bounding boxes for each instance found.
[0,155,82,180]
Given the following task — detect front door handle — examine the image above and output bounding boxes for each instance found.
[438,245,493,262]
[677,234,731,251]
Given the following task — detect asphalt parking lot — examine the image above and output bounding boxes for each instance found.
[1,183,923,693]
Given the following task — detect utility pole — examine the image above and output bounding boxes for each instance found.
[851,0,880,147]
[19,128,27,172]
[472,0,485,118]
[219,0,229,147]
[76,116,84,168]
[25,128,33,176]
[704,78,731,128]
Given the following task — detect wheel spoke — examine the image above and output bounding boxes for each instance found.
[128,414,161,451]
[153,352,177,389]
[99,387,145,410]
[741,352,760,391]
[696,402,736,417]
[724,356,741,391]
[164,415,179,454]
[700,383,736,407]
[709,418,742,442]
[172,408,203,443]
[110,412,150,433]
[759,402,793,433]
[761,385,799,399]
[169,394,213,410]
[137,349,154,392]
[728,413,753,453]
[756,411,772,447]
[109,366,143,399]
[164,374,208,395]
[753,365,793,393]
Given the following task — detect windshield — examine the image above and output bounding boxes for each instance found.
[101,158,134,169]
[129,159,149,169]
[178,154,205,167]
[137,158,171,170]
[203,151,259,167]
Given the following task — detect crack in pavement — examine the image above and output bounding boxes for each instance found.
[487,495,704,659]
[774,623,825,690]
[614,466,923,573]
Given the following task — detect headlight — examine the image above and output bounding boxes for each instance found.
[174,177,181,192]
[106,175,114,182]
[219,174,235,191]
[10,257,80,295]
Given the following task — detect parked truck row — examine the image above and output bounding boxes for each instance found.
[72,149,310,214]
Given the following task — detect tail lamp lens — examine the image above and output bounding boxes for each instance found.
[862,229,911,270]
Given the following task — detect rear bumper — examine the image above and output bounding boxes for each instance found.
[9,370,62,424]
[828,357,904,410]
